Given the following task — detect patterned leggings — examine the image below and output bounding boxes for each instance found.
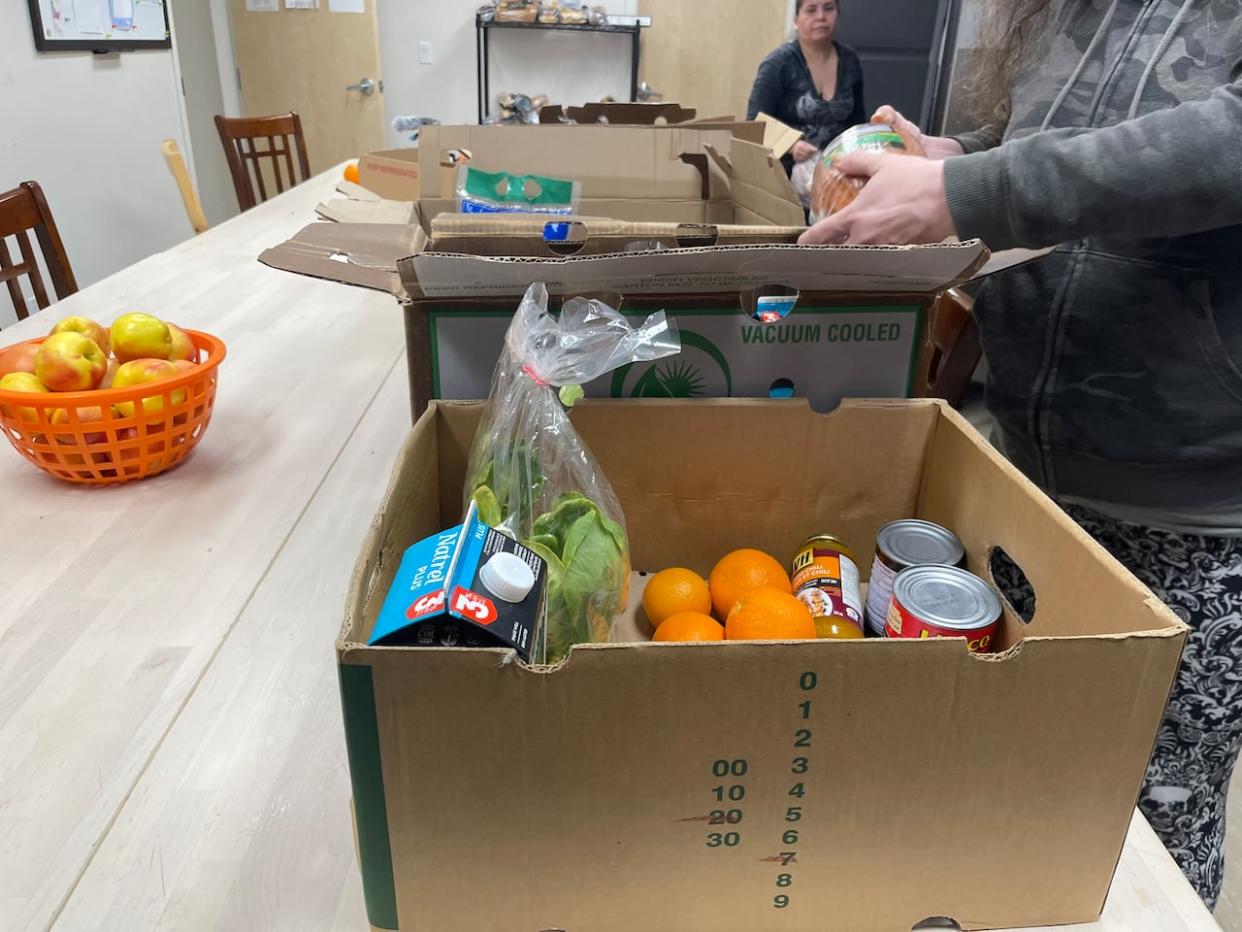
[996,505,1242,909]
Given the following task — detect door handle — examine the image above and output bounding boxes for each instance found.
[346,77,379,95]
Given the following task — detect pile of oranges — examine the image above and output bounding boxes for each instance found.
[642,549,815,643]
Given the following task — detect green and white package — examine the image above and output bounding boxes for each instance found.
[455,165,581,215]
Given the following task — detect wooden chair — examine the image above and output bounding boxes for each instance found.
[214,112,311,212]
[926,288,983,408]
[161,139,210,235]
[0,181,77,322]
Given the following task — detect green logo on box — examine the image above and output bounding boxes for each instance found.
[611,331,733,398]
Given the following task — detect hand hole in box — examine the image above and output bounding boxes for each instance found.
[989,546,1036,624]
[769,378,795,399]
[912,919,961,931]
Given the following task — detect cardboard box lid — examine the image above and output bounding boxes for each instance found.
[405,240,991,299]
[428,214,805,255]
[705,140,805,227]
[259,222,425,298]
[756,112,803,160]
[551,101,699,124]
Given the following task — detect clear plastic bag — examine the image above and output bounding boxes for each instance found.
[464,283,681,663]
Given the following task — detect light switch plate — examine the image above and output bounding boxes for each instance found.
[418,40,433,64]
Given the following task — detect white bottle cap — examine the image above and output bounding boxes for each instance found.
[480,552,535,604]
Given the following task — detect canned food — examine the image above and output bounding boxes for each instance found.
[885,565,1001,653]
[864,520,966,636]
[792,535,864,639]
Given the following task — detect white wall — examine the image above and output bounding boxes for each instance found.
[169,0,239,226]
[0,0,193,328]
[377,0,639,147]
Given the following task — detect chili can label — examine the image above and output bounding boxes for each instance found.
[885,596,997,653]
[792,544,863,626]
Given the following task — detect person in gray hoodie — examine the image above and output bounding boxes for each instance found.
[800,0,1242,908]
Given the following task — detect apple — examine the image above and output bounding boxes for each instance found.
[166,324,195,362]
[0,342,39,377]
[0,371,50,422]
[50,405,109,446]
[110,358,186,417]
[34,332,107,391]
[100,358,120,389]
[111,313,171,362]
[50,316,111,356]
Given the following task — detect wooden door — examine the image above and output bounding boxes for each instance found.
[637,0,789,119]
[227,0,385,174]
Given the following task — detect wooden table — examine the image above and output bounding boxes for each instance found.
[0,170,1221,932]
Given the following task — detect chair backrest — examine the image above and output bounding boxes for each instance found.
[0,181,77,322]
[214,112,311,212]
[161,139,210,235]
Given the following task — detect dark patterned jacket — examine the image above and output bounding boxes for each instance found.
[747,41,866,152]
[945,0,1242,532]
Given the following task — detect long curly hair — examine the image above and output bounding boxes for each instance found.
[966,0,1060,122]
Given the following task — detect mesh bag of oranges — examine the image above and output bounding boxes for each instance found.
[0,314,225,485]
[464,283,680,664]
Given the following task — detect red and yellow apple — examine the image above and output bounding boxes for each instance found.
[166,324,195,362]
[110,358,186,417]
[34,332,108,391]
[50,405,108,446]
[50,316,111,356]
[0,371,50,422]
[111,313,171,362]
[0,342,39,377]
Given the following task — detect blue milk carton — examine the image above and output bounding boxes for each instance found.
[369,502,546,662]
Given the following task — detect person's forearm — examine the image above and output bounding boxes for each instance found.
[944,83,1242,249]
[950,121,1007,155]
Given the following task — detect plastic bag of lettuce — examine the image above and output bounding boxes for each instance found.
[465,283,680,663]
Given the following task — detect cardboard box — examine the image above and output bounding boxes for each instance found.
[539,102,770,146]
[262,126,1043,422]
[339,398,1186,932]
[357,149,421,201]
[412,124,802,227]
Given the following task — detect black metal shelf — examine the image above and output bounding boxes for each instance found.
[475,14,649,123]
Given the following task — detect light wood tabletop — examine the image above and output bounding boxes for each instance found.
[0,168,1221,932]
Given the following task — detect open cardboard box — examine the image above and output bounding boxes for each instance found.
[263,125,1038,422]
[339,398,1186,932]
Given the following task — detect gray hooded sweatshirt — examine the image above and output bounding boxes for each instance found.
[943,0,1242,533]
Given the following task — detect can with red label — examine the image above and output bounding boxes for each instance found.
[864,519,966,636]
[885,565,1001,653]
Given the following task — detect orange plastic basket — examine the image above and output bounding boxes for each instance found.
[0,330,226,485]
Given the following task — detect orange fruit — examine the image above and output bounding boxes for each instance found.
[725,587,816,641]
[643,568,712,626]
[653,612,725,642]
[709,549,791,620]
[343,162,361,184]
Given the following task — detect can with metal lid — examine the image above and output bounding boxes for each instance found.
[885,565,1001,653]
[791,534,864,639]
[864,520,966,636]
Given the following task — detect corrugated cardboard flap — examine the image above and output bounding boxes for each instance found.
[705,140,805,227]
[406,240,990,299]
[426,213,804,257]
[259,222,425,299]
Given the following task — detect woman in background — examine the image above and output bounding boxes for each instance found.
[747,0,865,176]
[800,0,1242,908]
